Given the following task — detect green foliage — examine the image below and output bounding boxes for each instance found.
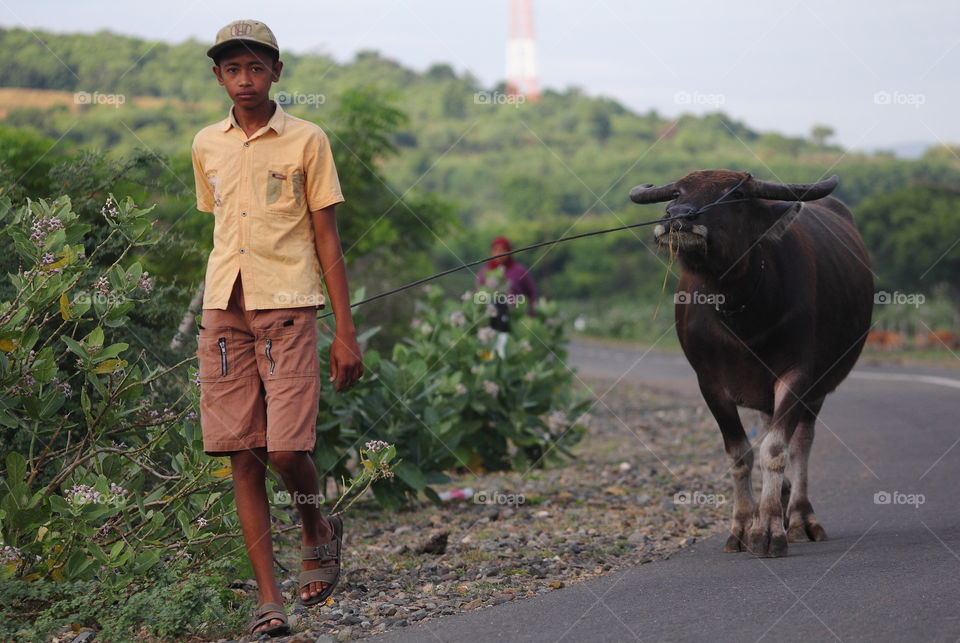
[313,283,591,510]
[0,557,247,641]
[859,181,960,296]
[0,195,247,632]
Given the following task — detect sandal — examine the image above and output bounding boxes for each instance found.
[248,601,290,637]
[298,513,343,606]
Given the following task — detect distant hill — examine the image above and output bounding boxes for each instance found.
[2,25,959,303]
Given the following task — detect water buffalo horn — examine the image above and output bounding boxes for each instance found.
[629,183,676,203]
[748,175,839,201]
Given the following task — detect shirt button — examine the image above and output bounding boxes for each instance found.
[241,211,247,216]
[239,248,245,253]
[243,141,250,147]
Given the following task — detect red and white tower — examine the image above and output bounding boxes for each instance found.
[506,0,541,102]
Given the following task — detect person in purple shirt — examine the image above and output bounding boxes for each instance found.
[475,236,538,326]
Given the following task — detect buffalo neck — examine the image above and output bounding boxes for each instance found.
[699,248,772,317]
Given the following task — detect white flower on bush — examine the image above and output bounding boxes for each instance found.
[411,318,422,329]
[196,517,208,528]
[137,272,153,294]
[1,544,24,564]
[461,290,473,302]
[477,327,496,344]
[483,380,500,396]
[544,410,569,432]
[364,440,390,453]
[523,371,536,382]
[455,383,467,395]
[420,323,433,334]
[484,273,500,289]
[449,310,466,327]
[519,340,532,352]
[485,303,498,317]
[470,365,480,375]
[67,484,103,505]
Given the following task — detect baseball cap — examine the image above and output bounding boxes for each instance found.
[207,20,279,60]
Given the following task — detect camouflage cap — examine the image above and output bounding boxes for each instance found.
[207,19,279,60]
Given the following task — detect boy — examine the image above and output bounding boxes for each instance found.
[191,19,363,637]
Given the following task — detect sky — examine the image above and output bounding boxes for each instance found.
[2,0,958,152]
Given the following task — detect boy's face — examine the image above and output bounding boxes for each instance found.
[213,48,283,110]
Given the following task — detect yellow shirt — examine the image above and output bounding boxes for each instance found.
[191,101,344,310]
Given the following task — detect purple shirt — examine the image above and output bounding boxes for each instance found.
[476,261,538,316]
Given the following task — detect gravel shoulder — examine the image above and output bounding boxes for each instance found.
[224,374,735,642]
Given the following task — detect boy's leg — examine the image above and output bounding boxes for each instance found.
[268,450,336,601]
[249,303,334,601]
[197,274,285,633]
[231,447,286,633]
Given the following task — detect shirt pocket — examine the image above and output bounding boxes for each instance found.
[265,165,305,215]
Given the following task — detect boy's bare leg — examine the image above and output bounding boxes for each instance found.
[268,450,335,602]
[231,448,285,633]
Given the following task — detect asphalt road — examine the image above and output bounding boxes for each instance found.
[374,339,960,642]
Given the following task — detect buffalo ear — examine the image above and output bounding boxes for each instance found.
[764,201,802,240]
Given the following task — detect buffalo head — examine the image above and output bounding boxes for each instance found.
[629,170,838,274]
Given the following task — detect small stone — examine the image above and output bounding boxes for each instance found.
[548,580,564,589]
[416,532,449,555]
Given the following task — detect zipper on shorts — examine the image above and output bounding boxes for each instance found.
[218,337,227,376]
[265,338,276,375]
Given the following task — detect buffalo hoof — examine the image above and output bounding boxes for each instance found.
[724,531,747,552]
[748,518,788,558]
[787,518,828,543]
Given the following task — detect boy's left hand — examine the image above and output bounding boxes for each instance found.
[329,331,363,392]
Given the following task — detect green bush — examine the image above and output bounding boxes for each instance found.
[0,194,249,639]
[313,273,592,510]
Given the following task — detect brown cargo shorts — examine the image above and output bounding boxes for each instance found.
[196,270,320,455]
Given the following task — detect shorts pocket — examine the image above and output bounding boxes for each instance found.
[197,327,245,382]
[256,315,318,379]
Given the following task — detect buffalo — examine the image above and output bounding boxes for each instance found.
[630,170,874,557]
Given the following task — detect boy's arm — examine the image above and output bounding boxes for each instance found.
[311,205,363,392]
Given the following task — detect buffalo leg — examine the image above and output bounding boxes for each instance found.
[700,382,756,553]
[748,377,806,557]
[785,398,828,542]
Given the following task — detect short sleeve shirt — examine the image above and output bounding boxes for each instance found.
[191,101,345,310]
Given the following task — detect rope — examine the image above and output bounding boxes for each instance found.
[317,174,755,320]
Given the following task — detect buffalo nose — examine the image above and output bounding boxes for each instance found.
[667,204,698,220]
